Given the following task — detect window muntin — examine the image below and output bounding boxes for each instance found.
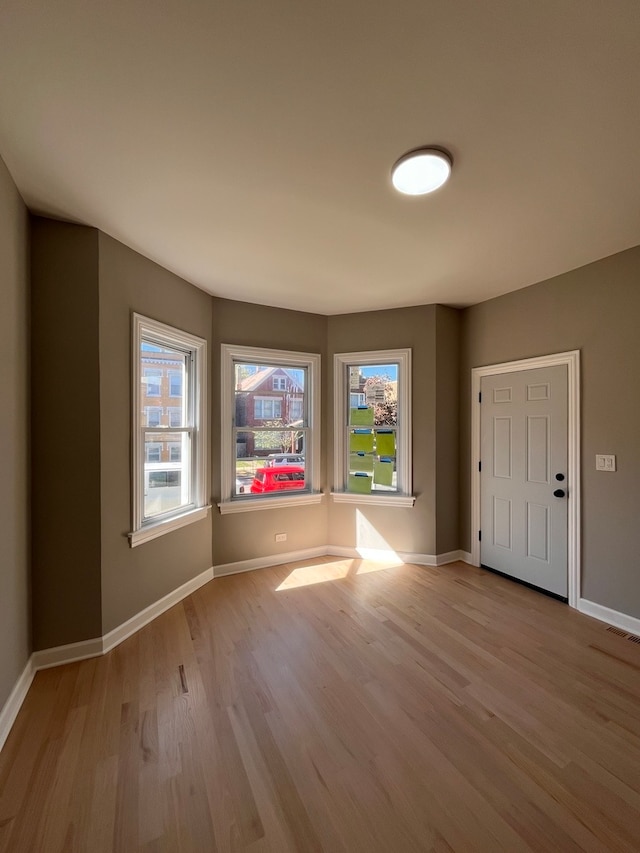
[220,345,321,510]
[333,349,412,502]
[131,315,208,545]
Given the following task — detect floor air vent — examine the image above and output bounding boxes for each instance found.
[605,625,640,645]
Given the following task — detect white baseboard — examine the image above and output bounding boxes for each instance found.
[0,657,35,753]
[435,549,472,566]
[102,567,214,652]
[578,598,640,636]
[326,546,470,567]
[214,545,471,576]
[0,566,215,756]
[32,637,104,671]
[214,547,328,577]
[327,545,430,564]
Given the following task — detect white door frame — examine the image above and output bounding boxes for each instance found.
[471,350,581,608]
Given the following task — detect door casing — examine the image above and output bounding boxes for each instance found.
[471,351,580,608]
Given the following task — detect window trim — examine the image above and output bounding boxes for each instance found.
[129,314,209,546]
[332,348,414,507]
[219,344,322,514]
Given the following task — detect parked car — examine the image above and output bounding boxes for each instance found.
[265,453,305,467]
[250,465,306,493]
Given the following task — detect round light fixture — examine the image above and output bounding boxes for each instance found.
[391,147,452,195]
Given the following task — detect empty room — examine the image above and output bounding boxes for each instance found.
[1,2,639,851]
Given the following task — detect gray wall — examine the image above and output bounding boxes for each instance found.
[327,306,439,556]
[29,225,214,647]
[98,234,213,634]
[17,210,640,668]
[435,305,460,554]
[460,247,640,617]
[211,298,328,566]
[30,218,103,649]
[0,157,30,707]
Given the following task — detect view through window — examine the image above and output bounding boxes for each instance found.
[140,342,191,518]
[346,363,398,494]
[233,362,309,497]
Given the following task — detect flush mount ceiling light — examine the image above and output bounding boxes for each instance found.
[391,147,452,195]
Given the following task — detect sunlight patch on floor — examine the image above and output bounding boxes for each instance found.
[276,558,401,591]
[276,560,353,591]
[276,511,406,590]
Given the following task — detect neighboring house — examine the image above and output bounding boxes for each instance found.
[235,366,304,457]
[140,348,185,464]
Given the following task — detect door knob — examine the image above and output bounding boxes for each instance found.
[555,473,565,481]
[553,489,566,498]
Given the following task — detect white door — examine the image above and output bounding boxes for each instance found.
[480,365,568,598]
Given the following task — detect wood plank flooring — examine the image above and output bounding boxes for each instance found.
[1,558,639,852]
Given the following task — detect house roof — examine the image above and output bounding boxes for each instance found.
[1,1,639,314]
[237,367,303,393]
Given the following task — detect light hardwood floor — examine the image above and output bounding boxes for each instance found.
[1,558,639,852]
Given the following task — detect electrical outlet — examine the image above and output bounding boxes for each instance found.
[275,533,287,542]
[596,454,616,471]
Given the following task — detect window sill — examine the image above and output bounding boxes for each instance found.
[217,492,324,515]
[331,492,416,508]
[129,505,211,547]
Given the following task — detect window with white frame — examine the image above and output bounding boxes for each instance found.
[145,442,162,463]
[144,406,163,427]
[144,368,162,397]
[289,396,304,422]
[169,371,182,397]
[130,314,208,546]
[254,397,283,420]
[219,345,321,512]
[168,407,182,427]
[333,348,414,506]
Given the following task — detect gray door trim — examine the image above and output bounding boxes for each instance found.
[471,351,581,608]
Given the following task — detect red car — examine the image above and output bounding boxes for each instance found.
[250,465,306,493]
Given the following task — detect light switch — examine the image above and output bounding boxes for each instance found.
[596,454,616,471]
